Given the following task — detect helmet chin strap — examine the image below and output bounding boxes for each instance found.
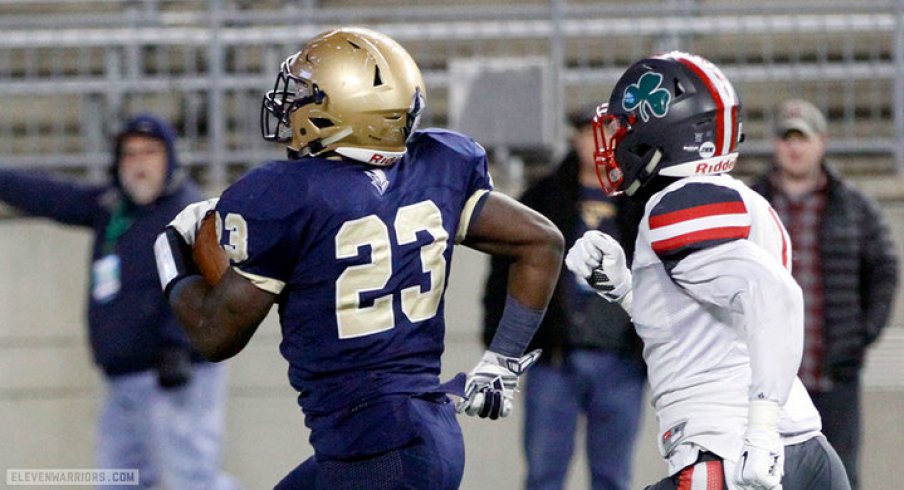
[294,127,354,158]
[625,150,662,196]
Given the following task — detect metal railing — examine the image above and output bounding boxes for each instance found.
[0,0,901,189]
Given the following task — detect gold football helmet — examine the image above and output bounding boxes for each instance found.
[261,27,426,166]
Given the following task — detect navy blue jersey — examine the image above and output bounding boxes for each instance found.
[216,129,491,420]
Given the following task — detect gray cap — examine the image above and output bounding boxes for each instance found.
[775,99,827,138]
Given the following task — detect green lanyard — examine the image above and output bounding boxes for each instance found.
[102,200,136,256]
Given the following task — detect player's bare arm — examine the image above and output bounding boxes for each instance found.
[453,190,564,420]
[168,270,275,362]
[155,199,276,362]
[463,191,564,308]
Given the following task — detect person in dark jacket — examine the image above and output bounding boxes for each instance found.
[750,99,899,490]
[0,114,239,489]
[482,105,646,490]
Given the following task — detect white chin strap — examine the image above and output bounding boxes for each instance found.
[336,146,406,166]
[625,150,662,196]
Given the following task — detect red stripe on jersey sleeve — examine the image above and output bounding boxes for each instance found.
[649,201,748,229]
[651,225,751,254]
[768,207,789,269]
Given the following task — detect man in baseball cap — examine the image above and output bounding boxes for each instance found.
[775,98,828,139]
[752,98,899,489]
[768,99,829,192]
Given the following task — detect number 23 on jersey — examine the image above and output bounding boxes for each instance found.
[217,200,449,340]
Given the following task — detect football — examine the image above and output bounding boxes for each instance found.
[192,211,229,286]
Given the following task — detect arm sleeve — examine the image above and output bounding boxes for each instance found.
[481,255,512,348]
[669,240,804,404]
[456,141,494,243]
[217,205,296,295]
[0,168,101,226]
[212,163,313,295]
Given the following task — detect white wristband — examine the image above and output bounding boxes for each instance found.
[747,399,781,432]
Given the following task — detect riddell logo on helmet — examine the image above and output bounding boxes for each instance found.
[696,158,735,174]
[369,153,402,166]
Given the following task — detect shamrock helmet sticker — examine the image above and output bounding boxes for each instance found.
[622,72,672,122]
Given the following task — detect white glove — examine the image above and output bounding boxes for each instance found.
[565,231,632,304]
[735,400,784,490]
[167,198,219,246]
[455,349,542,420]
[154,198,219,296]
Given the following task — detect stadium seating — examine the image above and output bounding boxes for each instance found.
[0,0,900,187]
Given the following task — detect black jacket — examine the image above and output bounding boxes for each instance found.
[481,150,645,365]
[750,163,898,382]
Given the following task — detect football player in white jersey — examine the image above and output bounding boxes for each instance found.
[565,52,850,490]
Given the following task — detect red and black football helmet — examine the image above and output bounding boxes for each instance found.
[592,51,743,196]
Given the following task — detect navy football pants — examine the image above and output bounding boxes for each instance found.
[274,396,464,489]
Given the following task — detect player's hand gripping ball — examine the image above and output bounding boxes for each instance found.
[192,211,229,286]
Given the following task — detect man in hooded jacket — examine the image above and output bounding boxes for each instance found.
[0,114,238,489]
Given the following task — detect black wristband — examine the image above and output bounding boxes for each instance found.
[488,295,546,357]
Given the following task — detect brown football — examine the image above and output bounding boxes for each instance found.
[192,211,229,286]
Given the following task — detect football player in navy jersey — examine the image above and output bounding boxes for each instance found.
[154,27,563,489]
[565,52,850,489]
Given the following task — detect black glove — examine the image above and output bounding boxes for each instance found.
[157,345,193,389]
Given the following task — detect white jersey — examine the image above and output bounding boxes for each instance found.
[631,174,821,475]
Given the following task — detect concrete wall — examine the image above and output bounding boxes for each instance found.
[1,207,902,489]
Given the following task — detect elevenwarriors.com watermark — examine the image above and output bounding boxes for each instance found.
[7,469,139,486]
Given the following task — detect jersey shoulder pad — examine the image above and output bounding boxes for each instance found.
[218,160,307,221]
[647,181,751,267]
[408,128,487,161]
